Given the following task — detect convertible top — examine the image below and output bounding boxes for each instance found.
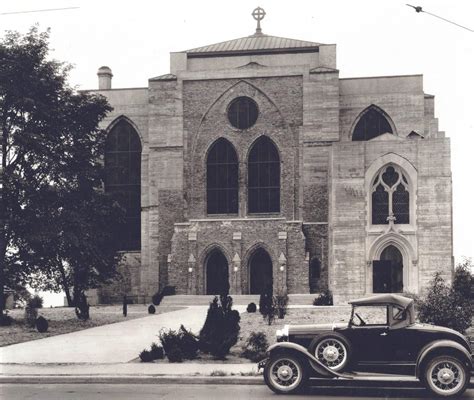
[348,294,413,309]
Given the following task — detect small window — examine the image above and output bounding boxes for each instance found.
[228,97,258,129]
[352,306,388,326]
[392,306,406,321]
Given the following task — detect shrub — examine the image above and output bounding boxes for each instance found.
[139,349,154,362]
[241,331,269,362]
[418,272,473,333]
[159,325,199,362]
[35,316,48,333]
[24,305,38,327]
[152,291,163,306]
[150,342,164,360]
[275,292,289,319]
[0,313,13,326]
[148,305,156,314]
[259,291,272,315]
[259,292,277,325]
[28,294,43,309]
[139,343,164,362]
[246,302,257,313]
[199,295,241,359]
[452,259,473,302]
[313,289,333,306]
[152,285,177,306]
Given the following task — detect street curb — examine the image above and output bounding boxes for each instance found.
[0,375,263,385]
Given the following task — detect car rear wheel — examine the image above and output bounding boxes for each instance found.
[309,334,351,372]
[423,356,469,398]
[264,353,308,394]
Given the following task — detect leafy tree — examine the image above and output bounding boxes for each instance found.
[0,27,124,317]
[418,271,473,333]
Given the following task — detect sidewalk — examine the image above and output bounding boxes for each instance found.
[1,306,246,363]
[0,305,261,384]
[0,362,261,384]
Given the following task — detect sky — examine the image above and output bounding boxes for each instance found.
[1,0,473,305]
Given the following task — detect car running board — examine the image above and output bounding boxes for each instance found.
[330,372,419,382]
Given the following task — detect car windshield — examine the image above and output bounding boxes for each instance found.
[351,305,388,326]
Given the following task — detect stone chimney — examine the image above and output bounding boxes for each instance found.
[97,66,113,90]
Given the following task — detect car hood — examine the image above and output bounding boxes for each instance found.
[288,322,348,335]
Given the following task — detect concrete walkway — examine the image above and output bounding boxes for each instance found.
[0,306,246,364]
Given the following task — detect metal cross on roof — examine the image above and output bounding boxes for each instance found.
[252,7,266,35]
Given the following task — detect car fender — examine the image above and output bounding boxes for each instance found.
[267,342,353,379]
[415,340,472,378]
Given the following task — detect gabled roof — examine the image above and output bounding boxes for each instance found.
[149,74,177,82]
[185,33,321,57]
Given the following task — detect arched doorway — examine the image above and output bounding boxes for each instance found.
[249,248,273,295]
[206,250,230,295]
[373,245,403,293]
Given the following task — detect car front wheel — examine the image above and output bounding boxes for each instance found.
[423,356,469,398]
[264,353,308,394]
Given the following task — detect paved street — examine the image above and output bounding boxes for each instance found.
[2,383,474,400]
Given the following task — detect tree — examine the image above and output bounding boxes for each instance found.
[0,27,124,317]
[418,271,473,333]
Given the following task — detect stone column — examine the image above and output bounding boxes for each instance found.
[187,253,196,295]
[232,253,242,295]
[278,231,288,294]
[232,232,242,294]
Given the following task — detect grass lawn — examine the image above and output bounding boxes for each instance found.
[237,306,351,348]
[0,305,184,347]
[139,306,352,364]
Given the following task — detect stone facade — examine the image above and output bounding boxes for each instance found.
[90,26,452,304]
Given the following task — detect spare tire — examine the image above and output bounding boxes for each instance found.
[308,332,352,373]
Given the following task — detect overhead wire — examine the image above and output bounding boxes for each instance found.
[406,4,473,32]
[0,7,79,16]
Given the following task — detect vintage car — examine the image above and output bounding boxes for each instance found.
[261,294,472,397]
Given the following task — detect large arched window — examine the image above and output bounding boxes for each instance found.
[352,106,393,141]
[206,138,238,214]
[248,136,280,213]
[105,119,141,250]
[371,165,410,225]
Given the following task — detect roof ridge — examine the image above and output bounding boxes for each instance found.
[184,33,321,54]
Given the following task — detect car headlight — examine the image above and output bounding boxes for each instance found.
[276,325,289,342]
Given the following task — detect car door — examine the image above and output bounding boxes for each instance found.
[344,305,394,372]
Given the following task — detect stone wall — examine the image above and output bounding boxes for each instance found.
[169,218,307,295]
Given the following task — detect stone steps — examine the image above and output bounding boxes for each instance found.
[159,294,317,307]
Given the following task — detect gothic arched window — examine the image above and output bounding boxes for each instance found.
[105,119,141,250]
[352,106,393,141]
[248,136,280,213]
[371,165,410,225]
[207,138,238,214]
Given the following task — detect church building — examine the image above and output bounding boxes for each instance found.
[92,8,453,304]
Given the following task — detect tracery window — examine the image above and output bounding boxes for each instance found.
[248,136,280,213]
[105,119,141,250]
[371,165,409,225]
[352,106,393,141]
[207,138,239,214]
